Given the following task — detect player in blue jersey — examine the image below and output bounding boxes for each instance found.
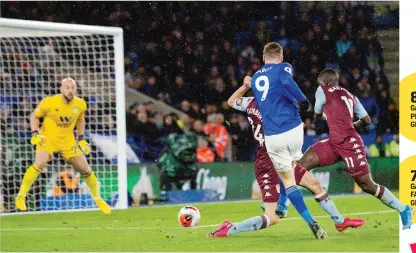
[249,42,327,239]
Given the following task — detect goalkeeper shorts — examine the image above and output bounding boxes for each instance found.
[36,138,84,161]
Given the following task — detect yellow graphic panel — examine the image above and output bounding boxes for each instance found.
[399,155,416,223]
[400,73,416,142]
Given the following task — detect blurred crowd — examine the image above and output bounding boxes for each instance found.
[126,100,253,162]
[1,2,399,162]
[119,2,399,161]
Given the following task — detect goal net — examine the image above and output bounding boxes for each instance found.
[0,18,128,214]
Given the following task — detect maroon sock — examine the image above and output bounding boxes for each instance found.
[294,163,307,185]
[375,185,385,199]
[314,192,329,202]
[260,215,270,229]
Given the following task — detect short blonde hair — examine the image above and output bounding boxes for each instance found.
[263,42,283,60]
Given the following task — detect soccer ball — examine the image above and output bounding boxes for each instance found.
[178,206,201,227]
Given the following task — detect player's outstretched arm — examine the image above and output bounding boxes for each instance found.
[30,112,40,133]
[76,104,91,155]
[76,116,86,138]
[227,76,251,108]
[280,71,312,112]
[353,115,371,129]
[30,98,49,145]
[283,79,307,102]
[280,69,307,102]
[29,112,43,145]
[353,97,371,130]
[313,87,326,121]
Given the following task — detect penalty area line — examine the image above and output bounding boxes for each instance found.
[0,210,395,231]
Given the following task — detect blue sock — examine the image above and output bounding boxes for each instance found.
[227,215,269,235]
[286,185,315,225]
[277,179,289,211]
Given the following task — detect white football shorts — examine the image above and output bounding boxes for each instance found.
[265,123,304,172]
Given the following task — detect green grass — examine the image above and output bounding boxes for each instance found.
[0,194,399,252]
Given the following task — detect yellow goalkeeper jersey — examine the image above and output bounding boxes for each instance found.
[34,94,87,142]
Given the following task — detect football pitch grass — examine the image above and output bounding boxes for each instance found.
[1,194,399,252]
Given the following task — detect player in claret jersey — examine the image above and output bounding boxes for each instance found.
[289,68,413,230]
[209,79,364,238]
[209,77,282,237]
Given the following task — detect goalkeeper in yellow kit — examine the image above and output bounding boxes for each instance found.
[15,78,111,215]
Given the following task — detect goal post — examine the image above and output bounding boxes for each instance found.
[0,18,128,213]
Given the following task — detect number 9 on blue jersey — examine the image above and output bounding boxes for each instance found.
[255,76,270,101]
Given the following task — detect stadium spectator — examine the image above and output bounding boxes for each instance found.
[336,33,353,58]
[233,115,254,161]
[227,114,242,158]
[160,114,183,138]
[208,77,230,105]
[389,134,399,157]
[203,114,229,160]
[144,101,158,119]
[368,135,390,158]
[101,115,117,135]
[53,165,79,196]
[143,76,160,99]
[340,46,368,73]
[126,104,139,135]
[220,101,233,120]
[166,75,191,107]
[358,90,380,132]
[240,44,256,62]
[190,119,206,137]
[196,137,216,163]
[366,43,385,73]
[224,65,239,91]
[189,102,205,120]
[308,2,327,24]
[132,111,160,147]
[304,118,317,136]
[180,100,192,115]
[377,90,396,134]
[388,102,399,132]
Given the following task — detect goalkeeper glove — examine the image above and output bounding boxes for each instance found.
[78,135,91,155]
[30,131,43,145]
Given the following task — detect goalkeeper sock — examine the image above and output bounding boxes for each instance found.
[17,165,41,197]
[84,172,100,200]
[315,192,344,224]
[227,215,269,235]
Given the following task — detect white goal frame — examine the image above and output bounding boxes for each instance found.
[0,18,128,212]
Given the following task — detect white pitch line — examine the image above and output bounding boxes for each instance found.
[0,194,376,216]
[0,210,395,231]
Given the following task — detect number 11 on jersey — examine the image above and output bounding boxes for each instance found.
[341,96,354,118]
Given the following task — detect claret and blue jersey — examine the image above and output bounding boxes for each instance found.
[251,62,307,136]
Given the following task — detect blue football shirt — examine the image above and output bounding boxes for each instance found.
[251,63,307,136]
